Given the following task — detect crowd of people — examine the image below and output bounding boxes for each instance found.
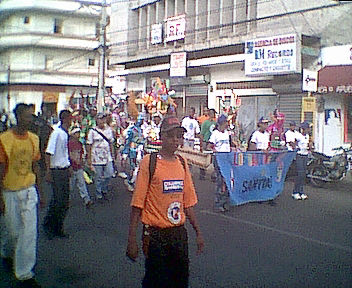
[0,102,313,287]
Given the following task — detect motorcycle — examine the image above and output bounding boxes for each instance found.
[307,147,352,187]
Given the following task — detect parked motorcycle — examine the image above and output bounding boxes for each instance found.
[307,147,352,187]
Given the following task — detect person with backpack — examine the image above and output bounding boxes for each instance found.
[126,116,204,288]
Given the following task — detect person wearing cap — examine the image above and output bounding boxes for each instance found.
[43,110,72,239]
[207,114,232,212]
[248,117,270,151]
[126,116,204,288]
[285,121,299,151]
[86,113,115,200]
[292,121,312,200]
[68,128,92,207]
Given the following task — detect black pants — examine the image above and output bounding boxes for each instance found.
[143,225,189,288]
[44,168,70,235]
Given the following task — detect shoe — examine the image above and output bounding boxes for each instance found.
[85,200,93,207]
[1,256,13,272]
[17,277,41,288]
[300,193,308,200]
[96,194,103,200]
[267,200,277,206]
[214,206,226,213]
[42,225,55,240]
[118,172,128,179]
[292,193,301,200]
[127,184,134,192]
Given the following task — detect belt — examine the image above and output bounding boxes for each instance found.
[51,166,70,170]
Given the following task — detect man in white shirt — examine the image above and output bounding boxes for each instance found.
[292,121,312,200]
[285,121,299,151]
[87,113,115,200]
[43,110,72,239]
[248,117,270,151]
[181,107,200,149]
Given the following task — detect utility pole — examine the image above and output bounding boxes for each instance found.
[97,0,107,113]
[7,66,10,112]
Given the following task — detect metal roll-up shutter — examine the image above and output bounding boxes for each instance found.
[185,84,208,97]
[278,94,302,128]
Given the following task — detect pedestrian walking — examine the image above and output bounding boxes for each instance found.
[86,113,115,200]
[0,103,43,287]
[292,121,312,200]
[43,110,72,239]
[207,115,231,212]
[199,108,216,180]
[181,107,200,149]
[126,115,204,288]
[68,128,92,207]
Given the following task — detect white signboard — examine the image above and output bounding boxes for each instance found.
[321,45,352,66]
[245,34,300,76]
[170,52,187,77]
[302,69,318,92]
[165,15,186,42]
[151,23,163,45]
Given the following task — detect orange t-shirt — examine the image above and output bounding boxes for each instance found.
[131,154,197,228]
[197,115,210,125]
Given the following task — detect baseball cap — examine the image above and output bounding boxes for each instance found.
[289,120,296,126]
[217,114,227,125]
[258,117,269,124]
[160,116,186,133]
[300,121,310,129]
[70,128,81,135]
[96,112,105,119]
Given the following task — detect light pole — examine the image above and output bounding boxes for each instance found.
[97,0,107,113]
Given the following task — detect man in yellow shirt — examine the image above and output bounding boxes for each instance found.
[0,103,43,287]
[126,116,204,288]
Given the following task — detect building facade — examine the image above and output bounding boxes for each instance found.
[0,0,104,116]
[109,0,352,146]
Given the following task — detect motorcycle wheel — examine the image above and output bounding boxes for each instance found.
[309,165,328,188]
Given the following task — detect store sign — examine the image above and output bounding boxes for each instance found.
[302,69,318,92]
[43,91,59,103]
[170,52,187,77]
[165,15,186,42]
[321,45,352,66]
[151,23,163,45]
[318,85,352,94]
[245,34,300,76]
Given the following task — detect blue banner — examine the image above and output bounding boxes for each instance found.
[215,151,296,206]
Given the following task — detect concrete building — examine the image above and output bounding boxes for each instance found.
[0,0,104,117]
[109,0,352,149]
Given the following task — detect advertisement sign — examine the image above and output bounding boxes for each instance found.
[321,45,352,66]
[302,69,318,92]
[165,15,186,42]
[245,34,300,76]
[151,23,163,45]
[170,52,187,77]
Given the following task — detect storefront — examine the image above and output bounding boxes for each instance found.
[316,64,352,155]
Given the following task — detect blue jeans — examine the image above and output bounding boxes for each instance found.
[70,169,91,203]
[213,155,229,209]
[94,161,114,198]
[294,154,308,194]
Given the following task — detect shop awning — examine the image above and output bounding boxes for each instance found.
[317,65,352,93]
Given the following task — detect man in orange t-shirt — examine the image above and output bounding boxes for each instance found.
[126,116,204,288]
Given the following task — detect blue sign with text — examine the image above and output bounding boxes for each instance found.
[215,151,296,206]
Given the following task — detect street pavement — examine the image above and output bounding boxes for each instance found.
[1,170,351,288]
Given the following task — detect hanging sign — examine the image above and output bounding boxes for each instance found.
[165,15,186,42]
[170,52,187,77]
[151,23,163,45]
[302,69,318,92]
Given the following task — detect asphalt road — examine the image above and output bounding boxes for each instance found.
[1,170,351,288]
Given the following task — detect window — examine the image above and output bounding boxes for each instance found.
[54,19,63,34]
[88,58,95,66]
[24,16,30,24]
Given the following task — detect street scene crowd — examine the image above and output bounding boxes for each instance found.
[0,98,324,287]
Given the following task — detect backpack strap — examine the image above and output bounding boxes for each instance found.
[148,153,186,185]
[149,152,158,185]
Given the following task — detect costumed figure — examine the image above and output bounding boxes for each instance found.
[268,110,286,151]
[122,113,145,191]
